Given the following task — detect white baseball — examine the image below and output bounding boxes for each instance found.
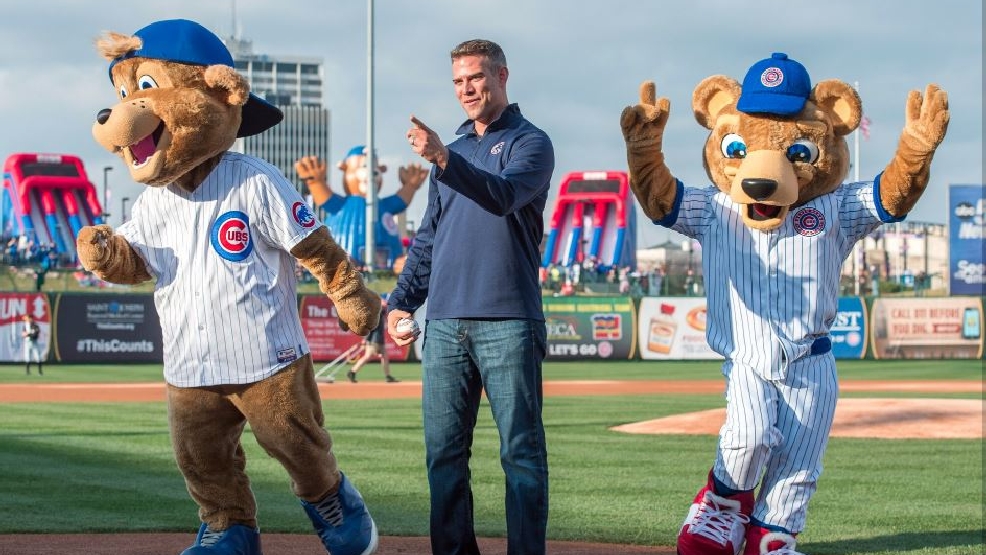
[395,317,420,336]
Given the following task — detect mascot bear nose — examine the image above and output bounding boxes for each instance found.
[741,178,777,201]
[96,108,112,125]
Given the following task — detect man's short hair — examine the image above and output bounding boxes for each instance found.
[451,39,507,70]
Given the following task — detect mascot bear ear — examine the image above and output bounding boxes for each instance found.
[204,64,250,107]
[692,75,742,130]
[810,79,862,137]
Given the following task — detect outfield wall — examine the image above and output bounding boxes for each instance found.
[1,292,982,363]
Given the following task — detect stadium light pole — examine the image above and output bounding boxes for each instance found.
[121,197,130,225]
[364,0,376,271]
[102,166,113,219]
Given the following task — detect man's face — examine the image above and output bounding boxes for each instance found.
[452,54,507,124]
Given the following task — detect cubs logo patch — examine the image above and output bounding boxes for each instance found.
[760,66,784,88]
[793,207,825,236]
[292,201,317,228]
[490,141,505,155]
[210,211,253,261]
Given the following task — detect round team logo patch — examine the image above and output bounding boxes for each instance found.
[292,201,317,228]
[381,212,399,236]
[760,66,785,88]
[597,341,614,358]
[793,207,825,236]
[211,211,253,261]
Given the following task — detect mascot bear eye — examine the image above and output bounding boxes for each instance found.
[786,140,820,164]
[119,84,129,99]
[720,133,747,159]
[137,75,159,90]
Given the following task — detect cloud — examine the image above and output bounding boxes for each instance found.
[0,0,980,246]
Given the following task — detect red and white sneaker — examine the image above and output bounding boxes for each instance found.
[676,480,753,555]
[744,525,803,555]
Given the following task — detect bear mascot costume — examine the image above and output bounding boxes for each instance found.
[295,147,428,270]
[78,19,381,555]
[620,52,948,555]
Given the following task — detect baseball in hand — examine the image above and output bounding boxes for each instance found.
[395,317,420,336]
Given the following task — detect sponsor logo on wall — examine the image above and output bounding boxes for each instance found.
[948,184,985,295]
[53,294,163,362]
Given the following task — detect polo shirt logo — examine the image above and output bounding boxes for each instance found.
[490,141,505,155]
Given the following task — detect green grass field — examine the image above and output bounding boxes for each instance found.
[0,359,982,554]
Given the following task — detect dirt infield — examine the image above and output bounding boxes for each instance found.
[1,378,980,554]
[613,397,984,438]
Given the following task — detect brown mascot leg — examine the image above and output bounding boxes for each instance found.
[167,384,258,531]
[232,355,340,502]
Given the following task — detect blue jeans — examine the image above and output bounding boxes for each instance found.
[421,318,548,555]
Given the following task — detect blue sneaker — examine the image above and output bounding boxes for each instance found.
[300,472,378,555]
[179,523,262,555]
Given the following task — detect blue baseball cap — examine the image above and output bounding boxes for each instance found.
[107,19,283,137]
[736,52,812,116]
[345,145,382,158]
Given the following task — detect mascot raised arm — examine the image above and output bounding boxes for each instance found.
[621,52,948,555]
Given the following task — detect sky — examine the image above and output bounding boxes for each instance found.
[0,0,981,248]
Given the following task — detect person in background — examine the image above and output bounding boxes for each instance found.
[387,38,555,555]
[21,314,42,376]
[347,296,400,383]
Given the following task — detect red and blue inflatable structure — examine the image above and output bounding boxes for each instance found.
[2,153,105,260]
[541,170,637,270]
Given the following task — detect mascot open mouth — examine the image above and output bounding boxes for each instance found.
[129,123,165,168]
[748,203,783,221]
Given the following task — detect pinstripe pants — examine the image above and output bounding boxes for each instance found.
[713,352,838,533]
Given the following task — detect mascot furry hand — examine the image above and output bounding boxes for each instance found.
[77,19,380,555]
[621,53,946,555]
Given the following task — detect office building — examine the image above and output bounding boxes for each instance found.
[224,35,330,190]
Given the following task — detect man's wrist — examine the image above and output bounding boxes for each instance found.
[432,146,450,170]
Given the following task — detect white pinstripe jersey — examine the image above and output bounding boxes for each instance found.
[668,180,890,379]
[118,152,321,387]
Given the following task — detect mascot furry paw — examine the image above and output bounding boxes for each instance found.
[621,52,947,555]
[79,19,380,555]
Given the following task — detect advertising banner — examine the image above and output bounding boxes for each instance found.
[870,297,983,359]
[638,297,720,360]
[543,296,635,360]
[948,184,985,295]
[0,292,52,362]
[831,297,867,359]
[52,293,163,362]
[299,295,411,363]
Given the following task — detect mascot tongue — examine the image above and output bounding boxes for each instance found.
[130,133,156,166]
[752,203,782,219]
